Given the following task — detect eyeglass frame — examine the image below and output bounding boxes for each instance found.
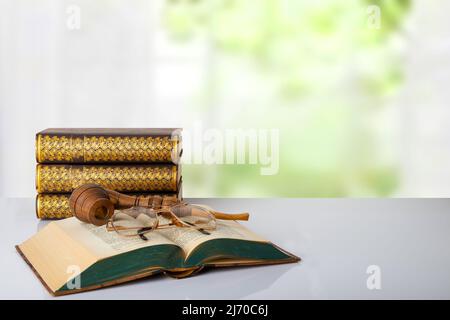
[106,202,219,240]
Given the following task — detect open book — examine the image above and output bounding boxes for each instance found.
[17,217,299,296]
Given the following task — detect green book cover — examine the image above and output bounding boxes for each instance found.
[17,218,299,296]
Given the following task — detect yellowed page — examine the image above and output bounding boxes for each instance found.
[59,216,174,258]
[18,216,175,293]
[156,220,268,258]
[107,210,267,258]
[18,222,97,293]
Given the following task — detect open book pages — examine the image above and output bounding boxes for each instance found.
[65,216,269,258]
[17,217,277,293]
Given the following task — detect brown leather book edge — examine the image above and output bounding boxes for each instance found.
[16,242,299,297]
[16,245,57,296]
[51,266,204,296]
[271,242,301,263]
[207,257,300,269]
[204,242,300,268]
[37,128,182,137]
[16,244,205,297]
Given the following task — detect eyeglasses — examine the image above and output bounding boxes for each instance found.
[106,202,249,240]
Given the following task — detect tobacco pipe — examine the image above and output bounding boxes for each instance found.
[69,184,179,226]
[69,184,249,226]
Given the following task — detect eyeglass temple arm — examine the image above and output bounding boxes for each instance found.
[212,211,249,221]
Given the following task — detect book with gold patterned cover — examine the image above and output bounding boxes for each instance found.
[36,191,182,219]
[36,128,181,164]
[36,164,180,193]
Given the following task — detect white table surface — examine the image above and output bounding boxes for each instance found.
[1,197,450,299]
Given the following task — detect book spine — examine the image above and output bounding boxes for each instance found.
[36,192,182,219]
[36,133,180,164]
[36,164,179,193]
[36,194,72,219]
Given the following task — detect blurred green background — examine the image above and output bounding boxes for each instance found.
[164,0,412,197]
[9,0,449,199]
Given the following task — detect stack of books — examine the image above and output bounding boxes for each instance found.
[35,128,182,219]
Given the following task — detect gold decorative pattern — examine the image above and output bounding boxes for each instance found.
[36,134,179,163]
[37,135,72,162]
[36,192,181,219]
[36,164,178,193]
[36,194,72,219]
